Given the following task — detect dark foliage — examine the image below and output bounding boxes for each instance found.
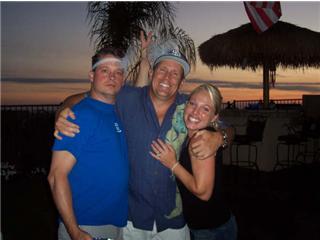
[87,2,196,83]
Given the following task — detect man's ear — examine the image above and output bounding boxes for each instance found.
[121,75,126,86]
[88,71,94,83]
[180,78,185,87]
[148,68,153,81]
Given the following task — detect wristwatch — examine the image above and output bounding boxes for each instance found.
[221,129,228,148]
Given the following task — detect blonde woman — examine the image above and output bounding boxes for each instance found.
[151,84,237,240]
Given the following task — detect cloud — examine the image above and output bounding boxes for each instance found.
[185,79,320,93]
[1,78,87,84]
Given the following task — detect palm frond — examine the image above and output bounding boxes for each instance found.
[87,2,196,83]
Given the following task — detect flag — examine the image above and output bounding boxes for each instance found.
[244,2,282,33]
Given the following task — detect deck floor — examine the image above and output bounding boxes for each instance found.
[2,164,320,240]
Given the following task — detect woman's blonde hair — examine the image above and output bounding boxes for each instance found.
[189,83,223,115]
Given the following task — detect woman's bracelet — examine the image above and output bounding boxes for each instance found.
[171,162,179,177]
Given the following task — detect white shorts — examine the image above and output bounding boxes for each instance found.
[122,221,190,240]
[58,222,121,240]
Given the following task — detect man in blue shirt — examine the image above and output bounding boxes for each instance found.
[48,48,128,240]
[54,48,228,240]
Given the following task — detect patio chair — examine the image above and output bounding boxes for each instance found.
[230,115,267,171]
[274,131,307,171]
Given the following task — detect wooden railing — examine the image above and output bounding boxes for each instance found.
[0,99,304,178]
[1,105,59,176]
[1,104,60,113]
[1,98,302,112]
[222,98,302,110]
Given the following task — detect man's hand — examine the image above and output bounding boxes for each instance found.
[70,227,93,240]
[140,30,153,53]
[189,130,223,160]
[54,107,80,140]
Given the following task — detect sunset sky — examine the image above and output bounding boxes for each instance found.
[1,1,319,104]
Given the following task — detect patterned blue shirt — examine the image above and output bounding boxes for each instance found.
[116,86,188,232]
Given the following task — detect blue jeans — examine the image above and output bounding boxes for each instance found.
[190,215,237,240]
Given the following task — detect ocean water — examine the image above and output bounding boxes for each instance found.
[1,78,90,105]
[1,78,319,105]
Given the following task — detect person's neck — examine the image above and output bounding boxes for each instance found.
[89,91,115,105]
[149,90,176,126]
[187,125,211,139]
[149,89,176,109]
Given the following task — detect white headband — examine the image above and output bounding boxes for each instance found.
[92,57,124,70]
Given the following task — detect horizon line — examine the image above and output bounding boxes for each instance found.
[2,77,319,92]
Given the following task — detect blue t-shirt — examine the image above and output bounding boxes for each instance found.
[116,86,188,232]
[52,97,128,226]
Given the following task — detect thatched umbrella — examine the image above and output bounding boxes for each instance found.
[199,21,320,108]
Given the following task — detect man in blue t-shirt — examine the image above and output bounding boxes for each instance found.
[48,48,129,240]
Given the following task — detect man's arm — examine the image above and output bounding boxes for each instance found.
[190,126,235,160]
[55,93,85,121]
[54,93,85,140]
[223,125,235,146]
[135,31,152,87]
[48,151,92,240]
[135,49,150,87]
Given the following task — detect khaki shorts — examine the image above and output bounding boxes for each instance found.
[122,221,190,240]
